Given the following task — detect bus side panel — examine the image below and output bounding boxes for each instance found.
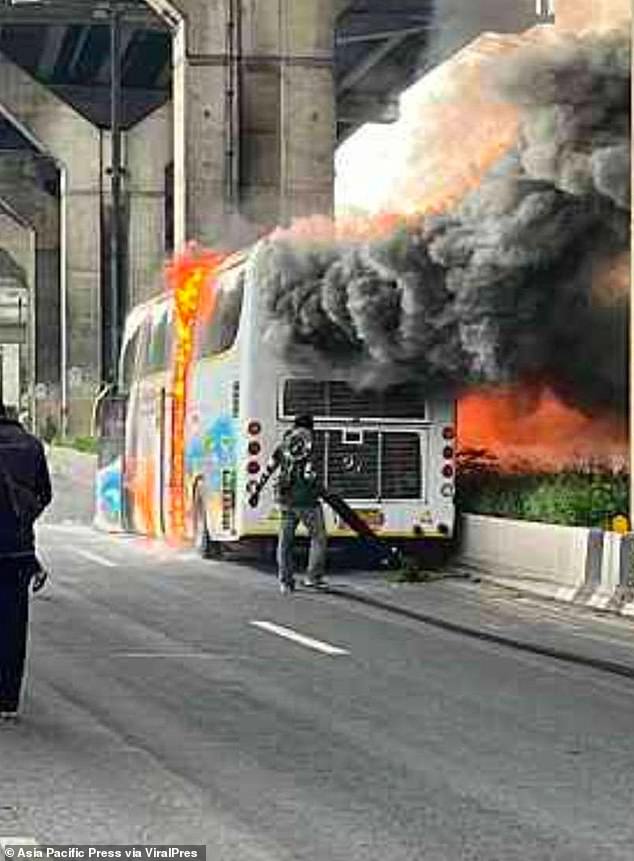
[186,353,241,541]
[94,395,127,532]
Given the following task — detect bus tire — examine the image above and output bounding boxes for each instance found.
[194,489,222,560]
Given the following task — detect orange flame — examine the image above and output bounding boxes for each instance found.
[165,244,228,539]
[458,386,628,472]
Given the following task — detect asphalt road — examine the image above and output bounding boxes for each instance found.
[1,524,633,860]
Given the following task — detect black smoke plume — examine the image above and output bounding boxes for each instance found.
[257,29,630,415]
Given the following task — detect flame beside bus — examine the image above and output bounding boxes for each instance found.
[165,245,227,540]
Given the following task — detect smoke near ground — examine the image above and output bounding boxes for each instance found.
[257,29,630,416]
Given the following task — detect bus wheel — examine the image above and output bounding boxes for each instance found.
[194,491,222,560]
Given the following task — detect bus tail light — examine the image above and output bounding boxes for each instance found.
[247,461,261,475]
[443,445,454,459]
[440,484,454,498]
[442,464,454,478]
[248,440,261,456]
[247,420,261,436]
[442,426,455,440]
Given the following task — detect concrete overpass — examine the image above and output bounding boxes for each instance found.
[0,0,541,434]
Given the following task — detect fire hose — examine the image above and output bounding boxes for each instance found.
[317,485,403,570]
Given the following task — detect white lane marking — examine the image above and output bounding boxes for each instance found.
[250,621,349,656]
[75,548,117,568]
[111,652,224,659]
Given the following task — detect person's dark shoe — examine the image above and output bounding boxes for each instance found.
[279,579,295,595]
[303,575,327,588]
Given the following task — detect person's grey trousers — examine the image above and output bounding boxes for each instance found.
[277,505,327,585]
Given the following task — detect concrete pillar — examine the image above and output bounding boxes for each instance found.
[146,0,335,248]
[171,3,227,248]
[125,104,172,304]
[0,51,102,434]
[0,202,35,421]
[0,156,60,431]
[241,0,335,228]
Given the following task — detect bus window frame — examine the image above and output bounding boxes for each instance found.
[119,322,143,393]
[136,316,153,382]
[196,267,245,360]
[147,303,171,375]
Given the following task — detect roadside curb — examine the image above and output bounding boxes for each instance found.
[324,584,634,681]
[457,567,634,619]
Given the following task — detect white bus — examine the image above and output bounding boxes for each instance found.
[96,242,457,560]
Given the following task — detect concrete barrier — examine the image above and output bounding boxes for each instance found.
[595,532,634,613]
[455,514,625,609]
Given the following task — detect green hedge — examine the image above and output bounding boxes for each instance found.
[457,449,629,529]
[52,436,99,455]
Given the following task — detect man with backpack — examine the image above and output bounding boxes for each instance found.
[248,414,327,594]
[0,401,52,720]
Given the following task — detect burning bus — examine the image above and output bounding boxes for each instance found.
[95,240,457,559]
[95,23,629,552]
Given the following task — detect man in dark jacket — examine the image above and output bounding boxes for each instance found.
[249,414,327,594]
[0,402,52,719]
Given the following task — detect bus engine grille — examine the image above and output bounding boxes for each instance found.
[312,431,421,500]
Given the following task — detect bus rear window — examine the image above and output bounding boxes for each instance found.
[197,269,244,357]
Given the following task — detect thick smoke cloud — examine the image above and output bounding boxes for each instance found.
[496,30,630,209]
[257,29,630,415]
